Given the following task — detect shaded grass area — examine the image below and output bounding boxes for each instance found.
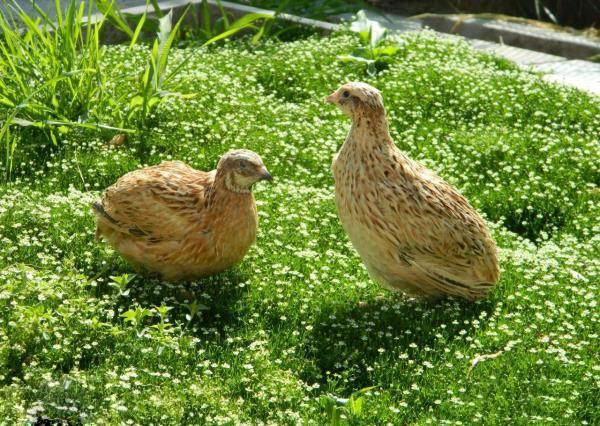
[0,31,598,423]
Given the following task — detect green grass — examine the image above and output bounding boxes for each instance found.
[0,30,598,424]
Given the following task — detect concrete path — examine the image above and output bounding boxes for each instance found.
[417,14,600,60]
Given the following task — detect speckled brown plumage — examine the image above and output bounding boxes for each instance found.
[327,82,499,300]
[93,149,272,281]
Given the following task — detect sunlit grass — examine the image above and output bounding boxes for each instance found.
[0,30,598,424]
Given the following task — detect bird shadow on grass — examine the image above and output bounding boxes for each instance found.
[43,265,250,391]
[132,273,249,332]
[89,254,251,332]
[301,294,495,390]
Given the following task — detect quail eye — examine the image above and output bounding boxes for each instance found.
[342,91,350,98]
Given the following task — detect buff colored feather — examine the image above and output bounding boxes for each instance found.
[327,82,499,300]
[93,149,272,281]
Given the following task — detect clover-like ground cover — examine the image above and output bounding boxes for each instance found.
[0,30,598,424]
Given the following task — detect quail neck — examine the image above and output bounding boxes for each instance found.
[341,104,395,164]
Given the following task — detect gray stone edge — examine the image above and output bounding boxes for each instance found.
[416,15,599,60]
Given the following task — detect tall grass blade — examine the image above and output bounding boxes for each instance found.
[203,12,273,46]
[254,0,289,42]
[54,0,63,27]
[93,0,134,38]
[157,6,190,82]
[0,0,127,177]
[157,10,173,61]
[149,0,164,18]
[129,11,147,49]
[534,0,542,21]
[201,0,211,37]
[216,0,230,28]
[542,5,558,24]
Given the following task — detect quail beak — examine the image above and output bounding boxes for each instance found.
[325,92,337,104]
[260,167,273,182]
